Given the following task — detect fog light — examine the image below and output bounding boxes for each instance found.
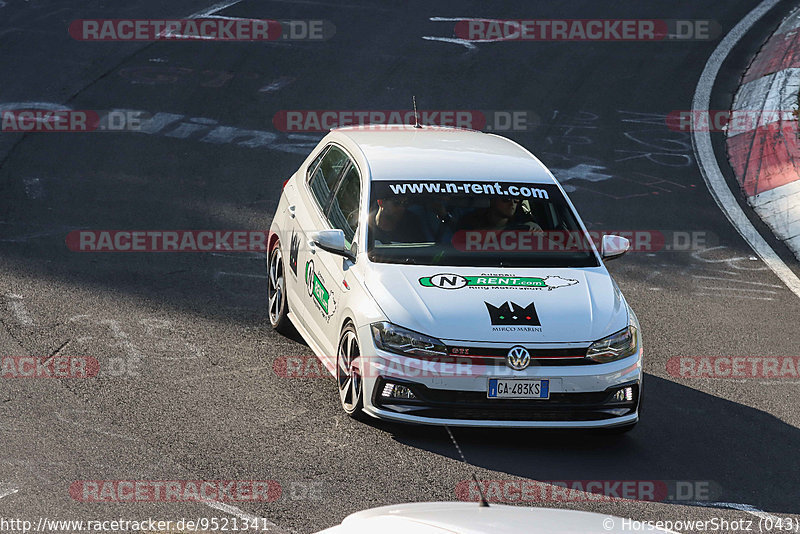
[381,382,416,399]
[613,387,633,402]
[392,384,416,399]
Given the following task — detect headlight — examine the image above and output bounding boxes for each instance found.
[371,322,447,358]
[586,326,638,363]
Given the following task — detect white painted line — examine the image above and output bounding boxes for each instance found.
[421,36,477,50]
[424,17,520,49]
[205,501,283,532]
[189,0,244,19]
[429,16,496,22]
[198,14,248,21]
[0,485,19,500]
[691,0,800,300]
[5,293,33,326]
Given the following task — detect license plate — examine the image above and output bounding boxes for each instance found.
[487,378,549,399]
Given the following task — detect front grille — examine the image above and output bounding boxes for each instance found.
[445,345,597,366]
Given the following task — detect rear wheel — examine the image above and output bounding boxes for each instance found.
[337,323,364,419]
[267,241,291,334]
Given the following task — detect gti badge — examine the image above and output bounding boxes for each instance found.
[506,345,531,371]
[485,301,540,325]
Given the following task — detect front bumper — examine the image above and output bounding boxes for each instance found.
[358,325,642,428]
[370,378,639,425]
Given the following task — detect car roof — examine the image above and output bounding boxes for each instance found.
[322,502,671,534]
[331,125,557,185]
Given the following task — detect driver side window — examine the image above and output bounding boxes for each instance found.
[327,164,361,247]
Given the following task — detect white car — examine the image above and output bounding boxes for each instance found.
[314,502,670,533]
[267,125,642,430]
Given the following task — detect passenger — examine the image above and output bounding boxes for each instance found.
[457,197,542,232]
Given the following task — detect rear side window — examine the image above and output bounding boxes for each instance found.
[327,165,361,246]
[308,146,349,211]
[306,146,329,180]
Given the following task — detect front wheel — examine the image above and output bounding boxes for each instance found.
[267,241,291,334]
[337,323,364,419]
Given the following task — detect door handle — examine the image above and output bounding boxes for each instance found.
[288,205,296,219]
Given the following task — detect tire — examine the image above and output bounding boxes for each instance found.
[336,322,365,419]
[267,240,292,335]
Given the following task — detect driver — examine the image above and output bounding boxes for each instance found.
[368,196,422,243]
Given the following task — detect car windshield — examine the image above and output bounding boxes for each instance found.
[367,180,600,267]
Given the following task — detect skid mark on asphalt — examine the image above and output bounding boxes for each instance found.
[69,314,201,367]
[678,501,781,522]
[0,223,83,243]
[213,270,267,300]
[689,274,781,287]
[211,252,264,260]
[175,365,274,383]
[54,409,137,441]
[22,177,44,199]
[640,247,786,300]
[691,246,766,270]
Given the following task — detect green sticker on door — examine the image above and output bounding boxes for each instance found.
[305,260,335,320]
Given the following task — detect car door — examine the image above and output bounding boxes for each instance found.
[291,144,352,352]
[283,145,329,318]
[305,161,362,353]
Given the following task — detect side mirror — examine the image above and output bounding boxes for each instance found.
[311,229,355,261]
[601,234,630,261]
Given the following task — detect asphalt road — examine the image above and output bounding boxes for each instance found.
[1,1,799,533]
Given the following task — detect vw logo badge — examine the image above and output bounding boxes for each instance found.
[506,345,531,371]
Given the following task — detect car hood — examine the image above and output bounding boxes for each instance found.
[314,502,672,534]
[363,263,627,343]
